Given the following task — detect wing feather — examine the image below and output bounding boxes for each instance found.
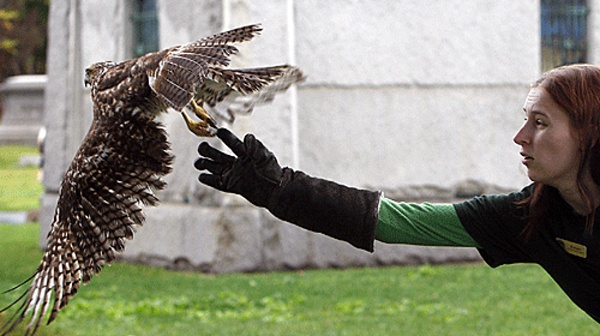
[0,112,173,335]
[150,24,264,111]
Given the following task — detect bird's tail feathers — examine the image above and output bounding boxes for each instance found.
[204,65,305,123]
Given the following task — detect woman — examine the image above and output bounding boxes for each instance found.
[194,64,600,323]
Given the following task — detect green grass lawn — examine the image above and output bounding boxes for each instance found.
[0,145,43,211]
[0,224,598,336]
[0,145,598,335]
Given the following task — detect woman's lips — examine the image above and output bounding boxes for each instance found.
[520,152,533,165]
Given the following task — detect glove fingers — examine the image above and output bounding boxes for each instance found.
[198,174,224,190]
[217,128,246,158]
[194,158,227,175]
[198,142,235,164]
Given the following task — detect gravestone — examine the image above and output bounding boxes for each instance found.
[0,75,47,146]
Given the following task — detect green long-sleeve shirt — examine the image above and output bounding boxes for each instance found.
[376,188,600,323]
[375,197,481,248]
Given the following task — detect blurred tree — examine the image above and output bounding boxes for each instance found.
[0,0,48,118]
[0,0,48,80]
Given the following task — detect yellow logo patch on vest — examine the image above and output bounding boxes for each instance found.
[556,238,587,258]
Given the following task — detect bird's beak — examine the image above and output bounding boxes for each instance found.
[84,75,90,87]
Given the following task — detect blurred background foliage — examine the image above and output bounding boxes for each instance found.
[0,0,49,118]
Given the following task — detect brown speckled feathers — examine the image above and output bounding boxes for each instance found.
[0,23,304,335]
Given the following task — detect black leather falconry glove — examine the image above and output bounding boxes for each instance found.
[194,128,381,252]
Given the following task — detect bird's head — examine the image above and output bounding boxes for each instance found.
[84,61,117,87]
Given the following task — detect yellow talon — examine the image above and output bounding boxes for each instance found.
[181,111,216,137]
[181,100,217,137]
[190,100,217,127]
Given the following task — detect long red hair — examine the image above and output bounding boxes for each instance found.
[520,64,600,237]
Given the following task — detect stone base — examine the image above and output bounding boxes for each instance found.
[40,193,482,274]
[116,202,482,274]
[0,125,42,146]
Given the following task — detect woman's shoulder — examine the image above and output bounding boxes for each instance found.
[455,183,534,214]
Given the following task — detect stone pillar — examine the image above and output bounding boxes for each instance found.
[40,0,85,247]
[588,0,600,65]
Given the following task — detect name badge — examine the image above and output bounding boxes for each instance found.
[556,238,587,258]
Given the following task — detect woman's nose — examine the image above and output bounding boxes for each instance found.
[513,123,530,145]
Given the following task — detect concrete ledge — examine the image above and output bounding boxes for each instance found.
[0,125,42,146]
[115,202,481,274]
[0,211,28,224]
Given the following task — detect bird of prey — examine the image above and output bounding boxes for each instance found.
[0,24,304,335]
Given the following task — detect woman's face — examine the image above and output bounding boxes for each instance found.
[513,87,582,190]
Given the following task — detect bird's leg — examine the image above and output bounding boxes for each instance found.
[192,100,217,127]
[181,100,217,137]
[181,112,215,137]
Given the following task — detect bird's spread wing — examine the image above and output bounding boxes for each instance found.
[149,24,304,120]
[150,24,264,112]
[1,114,173,335]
